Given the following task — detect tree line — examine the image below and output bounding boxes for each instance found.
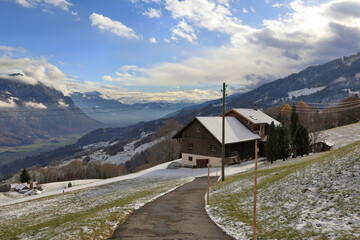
[17,160,126,184]
[265,105,310,163]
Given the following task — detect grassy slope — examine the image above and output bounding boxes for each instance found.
[208,141,360,240]
[0,135,81,167]
[0,177,192,240]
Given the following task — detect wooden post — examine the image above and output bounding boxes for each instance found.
[253,140,258,240]
[207,163,210,205]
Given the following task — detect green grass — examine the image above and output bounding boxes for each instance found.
[0,135,82,167]
[209,141,360,240]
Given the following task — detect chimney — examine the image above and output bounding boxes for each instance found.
[30,182,34,190]
[253,104,258,111]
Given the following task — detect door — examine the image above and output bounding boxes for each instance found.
[196,159,208,168]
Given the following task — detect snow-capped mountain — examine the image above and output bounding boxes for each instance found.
[0,75,102,146]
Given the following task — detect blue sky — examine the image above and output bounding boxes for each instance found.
[0,0,360,103]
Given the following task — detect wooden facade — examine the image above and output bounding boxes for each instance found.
[174,118,256,167]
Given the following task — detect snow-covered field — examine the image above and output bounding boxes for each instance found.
[317,122,360,149]
[0,158,261,207]
[206,141,360,240]
[0,176,193,239]
[0,156,263,239]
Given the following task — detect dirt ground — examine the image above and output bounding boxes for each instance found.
[108,177,234,240]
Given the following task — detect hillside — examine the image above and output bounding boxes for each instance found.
[172,52,360,118]
[0,76,103,147]
[207,140,360,239]
[3,52,360,177]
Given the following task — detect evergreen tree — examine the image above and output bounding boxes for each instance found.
[19,168,31,183]
[277,123,291,161]
[290,105,299,139]
[293,125,310,157]
[265,122,278,164]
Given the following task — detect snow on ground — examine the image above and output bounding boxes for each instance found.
[206,141,360,240]
[0,158,262,207]
[40,179,102,193]
[88,132,160,165]
[287,86,326,99]
[317,122,360,149]
[0,176,193,239]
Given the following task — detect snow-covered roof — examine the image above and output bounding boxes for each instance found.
[196,117,261,144]
[15,183,26,190]
[230,108,281,126]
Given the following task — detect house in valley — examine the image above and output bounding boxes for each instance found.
[173,108,279,167]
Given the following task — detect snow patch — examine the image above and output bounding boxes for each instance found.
[288,86,326,99]
[333,76,346,83]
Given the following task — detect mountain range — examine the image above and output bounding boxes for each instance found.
[70,91,193,127]
[1,52,360,176]
[0,75,102,146]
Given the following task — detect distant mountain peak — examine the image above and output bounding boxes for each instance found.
[8,73,24,77]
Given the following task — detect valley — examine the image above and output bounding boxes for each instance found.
[0,135,81,177]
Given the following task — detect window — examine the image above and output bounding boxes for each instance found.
[188,142,194,150]
[250,116,258,120]
[210,144,216,152]
[195,125,200,133]
[260,125,265,136]
[189,156,193,161]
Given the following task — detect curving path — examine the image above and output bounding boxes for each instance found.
[108,177,233,240]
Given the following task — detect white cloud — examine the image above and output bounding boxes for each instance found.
[14,0,73,11]
[89,13,140,40]
[171,20,197,43]
[44,0,72,11]
[143,8,162,18]
[149,37,157,44]
[164,38,170,43]
[58,99,69,108]
[98,88,221,104]
[250,7,255,13]
[102,75,114,81]
[165,0,244,35]
[0,57,76,95]
[24,101,47,109]
[120,65,139,72]
[0,98,17,108]
[99,0,360,92]
[242,8,248,14]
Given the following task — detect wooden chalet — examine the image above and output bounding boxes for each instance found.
[173,108,280,168]
[225,108,280,156]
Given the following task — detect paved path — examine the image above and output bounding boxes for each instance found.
[109,177,233,240]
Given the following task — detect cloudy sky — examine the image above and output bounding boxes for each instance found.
[0,0,360,103]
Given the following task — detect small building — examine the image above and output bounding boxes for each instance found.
[312,140,333,153]
[173,108,280,167]
[10,182,38,193]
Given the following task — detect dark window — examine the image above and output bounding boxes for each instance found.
[189,156,193,161]
[195,125,200,133]
[188,142,194,150]
[210,144,216,152]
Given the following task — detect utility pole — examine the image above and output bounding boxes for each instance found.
[221,82,226,182]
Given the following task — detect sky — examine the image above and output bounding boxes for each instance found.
[0,0,360,103]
